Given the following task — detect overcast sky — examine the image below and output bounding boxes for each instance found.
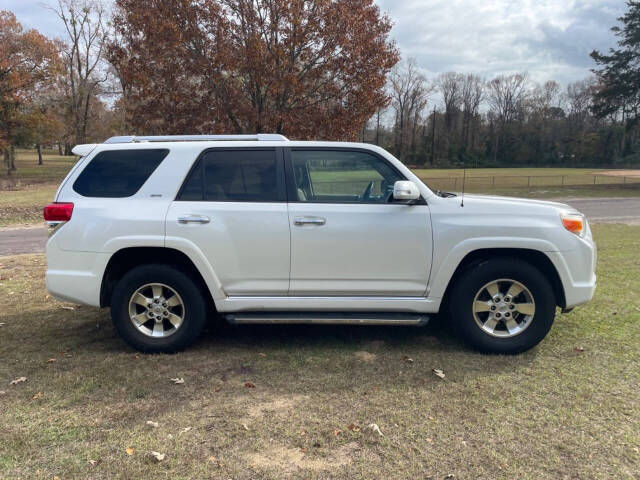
[6,0,625,87]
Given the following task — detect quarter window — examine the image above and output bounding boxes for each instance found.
[73,149,169,198]
[178,149,280,202]
[290,150,402,203]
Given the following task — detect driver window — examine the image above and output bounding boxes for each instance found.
[290,150,402,204]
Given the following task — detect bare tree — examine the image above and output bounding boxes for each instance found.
[52,0,110,147]
[487,73,529,161]
[460,74,484,152]
[566,78,595,129]
[437,72,463,131]
[389,59,431,158]
[532,80,562,119]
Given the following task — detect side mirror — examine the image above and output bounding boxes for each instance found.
[393,180,420,203]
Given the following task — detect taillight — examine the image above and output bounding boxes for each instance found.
[560,212,585,237]
[44,202,74,222]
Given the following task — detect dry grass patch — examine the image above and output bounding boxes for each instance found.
[1,224,639,479]
[354,351,377,362]
[247,441,358,474]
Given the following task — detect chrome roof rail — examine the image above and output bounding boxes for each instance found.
[104,134,289,144]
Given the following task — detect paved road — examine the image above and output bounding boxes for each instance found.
[0,226,48,256]
[551,197,640,225]
[1,197,639,256]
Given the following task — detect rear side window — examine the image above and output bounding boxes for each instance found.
[73,149,169,198]
[178,149,280,202]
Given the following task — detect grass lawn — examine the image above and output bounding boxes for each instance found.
[0,223,638,479]
[0,150,77,227]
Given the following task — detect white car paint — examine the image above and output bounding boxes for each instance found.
[45,139,597,315]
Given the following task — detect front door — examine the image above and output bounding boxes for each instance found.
[286,148,432,297]
[166,148,290,296]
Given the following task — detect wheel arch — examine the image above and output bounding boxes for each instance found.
[439,248,566,311]
[100,247,216,310]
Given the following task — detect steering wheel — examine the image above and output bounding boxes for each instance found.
[362,181,375,201]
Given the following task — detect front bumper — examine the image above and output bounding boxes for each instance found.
[546,232,597,309]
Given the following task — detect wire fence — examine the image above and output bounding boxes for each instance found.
[310,173,640,194]
[420,174,640,191]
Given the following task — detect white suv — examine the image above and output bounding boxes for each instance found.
[44,134,597,354]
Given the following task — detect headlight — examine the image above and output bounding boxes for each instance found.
[560,212,586,237]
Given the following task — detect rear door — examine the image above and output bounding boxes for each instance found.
[165,148,290,296]
[286,148,432,297]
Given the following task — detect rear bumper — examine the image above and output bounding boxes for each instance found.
[45,234,107,307]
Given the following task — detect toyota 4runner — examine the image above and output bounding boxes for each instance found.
[44,134,597,353]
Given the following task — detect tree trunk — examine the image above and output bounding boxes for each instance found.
[3,148,10,176]
[9,145,16,171]
[430,108,436,165]
[58,142,63,155]
[37,144,43,165]
[64,143,72,156]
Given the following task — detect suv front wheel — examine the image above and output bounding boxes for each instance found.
[110,264,207,352]
[449,257,556,354]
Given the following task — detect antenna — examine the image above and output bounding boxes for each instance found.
[460,163,466,207]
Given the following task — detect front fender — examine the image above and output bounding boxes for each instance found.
[427,236,560,300]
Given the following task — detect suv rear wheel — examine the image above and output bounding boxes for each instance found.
[110,264,207,352]
[448,257,556,354]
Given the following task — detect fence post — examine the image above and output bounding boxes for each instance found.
[527,176,531,187]
[624,176,627,184]
[492,176,495,187]
[561,176,564,186]
[454,177,458,189]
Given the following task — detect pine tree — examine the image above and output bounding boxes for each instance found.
[590,1,640,125]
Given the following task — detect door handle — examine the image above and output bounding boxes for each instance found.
[178,215,210,224]
[294,216,326,226]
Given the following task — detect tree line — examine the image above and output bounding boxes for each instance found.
[1,0,639,174]
[370,64,626,167]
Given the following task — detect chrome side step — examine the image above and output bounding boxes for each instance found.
[225,312,430,326]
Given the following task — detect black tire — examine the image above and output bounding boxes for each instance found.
[448,257,556,354]
[110,264,207,353]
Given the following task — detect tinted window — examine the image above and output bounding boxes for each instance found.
[178,149,279,202]
[291,150,402,203]
[178,160,204,201]
[73,149,169,198]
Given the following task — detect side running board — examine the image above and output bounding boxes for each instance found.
[225,312,430,326]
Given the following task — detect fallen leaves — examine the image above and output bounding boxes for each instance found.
[60,305,74,311]
[9,376,26,386]
[0,322,5,327]
[88,459,99,467]
[170,377,184,384]
[347,423,360,432]
[125,447,134,456]
[244,381,256,388]
[365,423,384,437]
[242,423,249,431]
[0,390,6,395]
[403,355,414,363]
[333,429,342,436]
[32,391,43,400]
[574,346,585,352]
[146,420,159,428]
[150,451,166,462]
[47,358,56,363]
[433,369,445,379]
[180,427,192,434]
